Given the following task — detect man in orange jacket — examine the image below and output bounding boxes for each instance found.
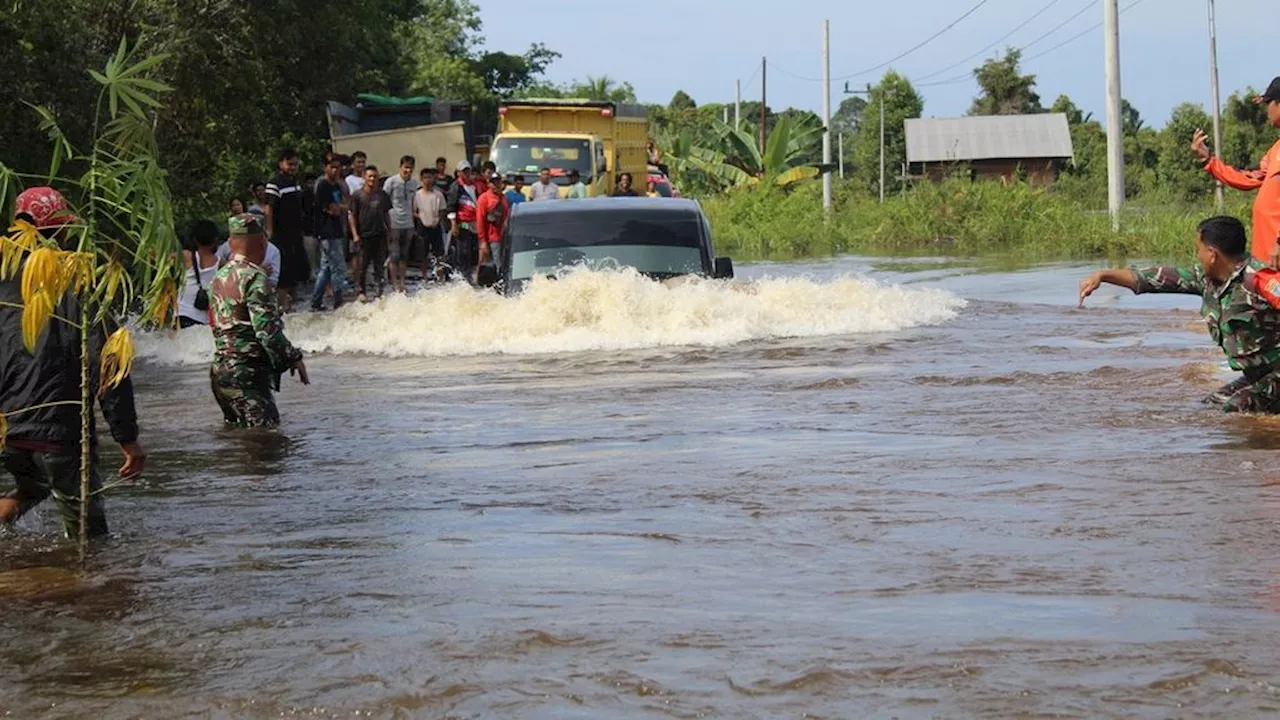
[1193,77,1280,265]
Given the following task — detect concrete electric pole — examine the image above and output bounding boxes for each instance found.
[1208,0,1225,211]
[1104,0,1125,231]
[735,79,741,130]
[760,56,767,155]
[822,20,832,213]
[844,82,890,203]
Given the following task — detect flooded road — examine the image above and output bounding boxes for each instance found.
[5,257,1280,718]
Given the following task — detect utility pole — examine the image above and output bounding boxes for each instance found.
[1208,0,1225,211]
[844,81,891,203]
[822,20,832,212]
[839,132,845,178]
[760,56,767,155]
[1103,0,1125,230]
[879,89,886,205]
[735,79,741,130]
[723,106,729,124]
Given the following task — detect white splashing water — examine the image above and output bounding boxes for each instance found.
[135,268,966,365]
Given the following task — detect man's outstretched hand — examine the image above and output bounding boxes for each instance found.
[1078,271,1104,307]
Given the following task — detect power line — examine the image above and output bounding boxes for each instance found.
[832,0,991,82]
[917,0,1148,88]
[1025,0,1149,61]
[1020,0,1095,52]
[915,0,1062,82]
[769,0,992,83]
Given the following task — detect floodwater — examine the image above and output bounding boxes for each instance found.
[5,257,1280,719]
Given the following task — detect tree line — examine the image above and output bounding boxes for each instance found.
[646,48,1275,203]
[2,0,565,222]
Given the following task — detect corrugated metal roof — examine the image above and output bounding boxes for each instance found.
[905,113,1073,164]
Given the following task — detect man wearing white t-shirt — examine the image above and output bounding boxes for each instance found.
[345,151,367,195]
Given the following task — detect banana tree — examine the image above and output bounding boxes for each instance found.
[661,116,828,191]
[0,38,181,557]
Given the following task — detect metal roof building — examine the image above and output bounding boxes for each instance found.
[905,113,1074,164]
[904,113,1074,186]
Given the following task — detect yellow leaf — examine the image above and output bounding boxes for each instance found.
[21,247,66,305]
[772,166,820,187]
[101,260,126,308]
[99,327,136,394]
[21,291,54,352]
[2,219,40,281]
[0,411,7,452]
[60,251,95,295]
[150,280,176,327]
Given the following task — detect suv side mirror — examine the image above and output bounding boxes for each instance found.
[713,256,734,279]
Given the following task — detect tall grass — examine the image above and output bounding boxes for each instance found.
[702,179,1247,264]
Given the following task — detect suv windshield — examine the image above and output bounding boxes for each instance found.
[509,210,705,282]
[493,138,592,184]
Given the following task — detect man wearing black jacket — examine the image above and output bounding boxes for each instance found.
[0,187,146,539]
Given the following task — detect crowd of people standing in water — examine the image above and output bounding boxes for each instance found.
[179,148,659,329]
[0,77,1277,541]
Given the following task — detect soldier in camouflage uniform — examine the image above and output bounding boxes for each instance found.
[1080,216,1280,413]
[209,214,309,428]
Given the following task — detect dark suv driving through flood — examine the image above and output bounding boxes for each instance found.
[490,197,734,295]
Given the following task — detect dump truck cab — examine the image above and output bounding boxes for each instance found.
[491,99,648,198]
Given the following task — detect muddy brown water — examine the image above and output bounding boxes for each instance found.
[4,258,1280,719]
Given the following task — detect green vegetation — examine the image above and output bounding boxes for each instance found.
[703,179,1246,264]
[0,41,179,554]
[663,48,1275,264]
[662,115,826,190]
[2,0,563,221]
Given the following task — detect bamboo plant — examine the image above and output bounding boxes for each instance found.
[0,38,182,556]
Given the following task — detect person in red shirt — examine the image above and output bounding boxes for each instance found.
[475,174,511,278]
[1192,77,1280,265]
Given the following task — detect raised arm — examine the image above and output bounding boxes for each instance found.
[1205,156,1267,191]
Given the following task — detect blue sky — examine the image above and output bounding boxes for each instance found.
[477,0,1275,128]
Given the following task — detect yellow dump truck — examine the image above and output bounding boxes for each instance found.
[492,99,648,197]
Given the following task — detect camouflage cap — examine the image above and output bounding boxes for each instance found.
[228,213,265,236]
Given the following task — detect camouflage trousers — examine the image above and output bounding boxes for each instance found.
[1207,369,1280,414]
[2,448,107,538]
[210,363,280,428]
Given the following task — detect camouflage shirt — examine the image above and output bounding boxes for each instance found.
[209,255,302,374]
[1133,259,1280,372]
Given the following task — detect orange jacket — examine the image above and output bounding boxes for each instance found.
[1205,138,1280,262]
[475,191,510,244]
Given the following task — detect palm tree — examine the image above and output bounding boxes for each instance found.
[582,75,616,101]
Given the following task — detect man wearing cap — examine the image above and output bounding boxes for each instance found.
[1193,77,1280,264]
[446,161,482,276]
[208,214,309,429]
[0,187,145,539]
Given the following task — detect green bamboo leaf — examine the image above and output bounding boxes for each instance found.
[117,53,170,78]
[88,69,110,87]
[124,78,172,94]
[113,35,129,72]
[119,83,163,108]
[115,87,146,120]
